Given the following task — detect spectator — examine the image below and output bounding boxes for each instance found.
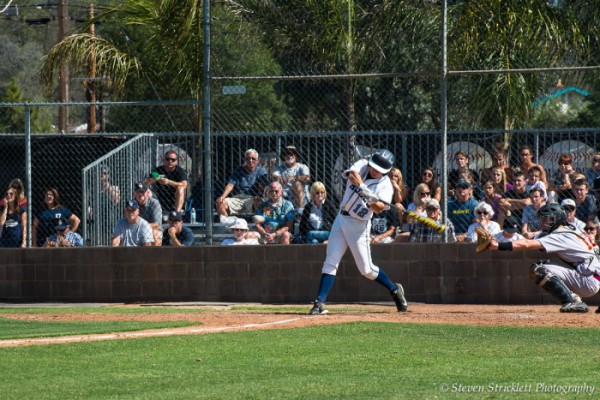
[408,199,456,243]
[459,169,484,201]
[561,198,585,231]
[493,215,525,243]
[419,167,441,203]
[298,182,337,244]
[273,146,311,214]
[583,220,600,245]
[215,148,268,221]
[480,147,510,183]
[254,182,295,244]
[99,165,120,206]
[593,177,600,210]
[586,153,600,188]
[406,183,431,219]
[571,179,597,223]
[390,167,411,226]
[481,180,502,222]
[111,199,154,247]
[516,145,547,187]
[448,150,479,193]
[447,179,478,242]
[370,207,399,244]
[144,150,188,214]
[525,166,547,200]
[32,188,80,248]
[489,167,512,195]
[220,218,260,245]
[162,211,195,246]
[548,154,576,204]
[44,219,84,247]
[466,201,501,243]
[0,187,26,248]
[499,171,531,232]
[0,178,27,208]
[133,182,163,246]
[521,188,546,239]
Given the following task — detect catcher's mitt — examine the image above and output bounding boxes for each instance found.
[475,227,492,253]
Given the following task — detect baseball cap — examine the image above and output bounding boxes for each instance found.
[503,215,519,233]
[455,179,472,189]
[133,182,147,193]
[560,198,576,209]
[168,211,183,222]
[125,199,138,209]
[425,199,440,209]
[230,218,249,231]
[54,219,69,231]
[282,145,300,159]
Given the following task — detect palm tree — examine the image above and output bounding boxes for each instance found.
[448,0,595,134]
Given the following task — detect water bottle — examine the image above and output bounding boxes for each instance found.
[190,208,197,224]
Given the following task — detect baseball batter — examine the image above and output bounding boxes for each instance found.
[309,149,408,315]
[488,203,600,313]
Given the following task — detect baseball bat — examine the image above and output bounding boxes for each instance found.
[351,185,446,233]
[381,200,446,234]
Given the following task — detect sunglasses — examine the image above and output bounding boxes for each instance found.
[584,227,597,232]
[562,206,575,212]
[314,192,326,195]
[422,172,433,177]
[519,153,531,157]
[425,207,438,212]
[477,211,489,215]
[593,159,600,163]
[165,157,177,162]
[246,157,258,161]
[420,192,431,196]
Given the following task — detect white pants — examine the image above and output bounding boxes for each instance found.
[544,263,600,298]
[322,214,380,280]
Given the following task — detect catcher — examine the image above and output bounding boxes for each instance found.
[475,204,599,313]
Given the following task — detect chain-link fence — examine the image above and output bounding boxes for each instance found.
[1,1,599,246]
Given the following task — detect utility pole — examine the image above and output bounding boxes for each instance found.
[58,0,69,133]
[87,2,97,133]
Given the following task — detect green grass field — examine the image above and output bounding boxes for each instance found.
[0,316,598,399]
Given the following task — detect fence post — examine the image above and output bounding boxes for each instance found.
[440,0,449,241]
[25,106,32,248]
[203,0,213,244]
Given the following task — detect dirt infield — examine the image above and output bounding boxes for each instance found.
[1,303,598,348]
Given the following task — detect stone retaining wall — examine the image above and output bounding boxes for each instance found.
[1,244,599,305]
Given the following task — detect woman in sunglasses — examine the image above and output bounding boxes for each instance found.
[466,201,501,243]
[583,221,599,245]
[0,186,26,248]
[419,167,441,203]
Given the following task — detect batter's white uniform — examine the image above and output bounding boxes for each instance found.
[537,225,600,298]
[322,158,394,280]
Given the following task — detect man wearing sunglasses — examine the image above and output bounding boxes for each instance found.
[145,150,188,216]
[216,149,269,222]
[488,204,599,313]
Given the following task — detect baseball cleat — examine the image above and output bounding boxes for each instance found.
[559,302,589,313]
[309,300,328,315]
[596,306,600,314]
[391,283,408,312]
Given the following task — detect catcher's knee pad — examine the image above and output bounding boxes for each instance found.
[529,260,554,286]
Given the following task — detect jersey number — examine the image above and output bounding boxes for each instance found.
[352,203,369,218]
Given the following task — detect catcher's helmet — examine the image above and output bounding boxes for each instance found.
[536,203,566,233]
[369,149,395,174]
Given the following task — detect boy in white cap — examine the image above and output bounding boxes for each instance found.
[560,198,585,231]
[220,218,260,245]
